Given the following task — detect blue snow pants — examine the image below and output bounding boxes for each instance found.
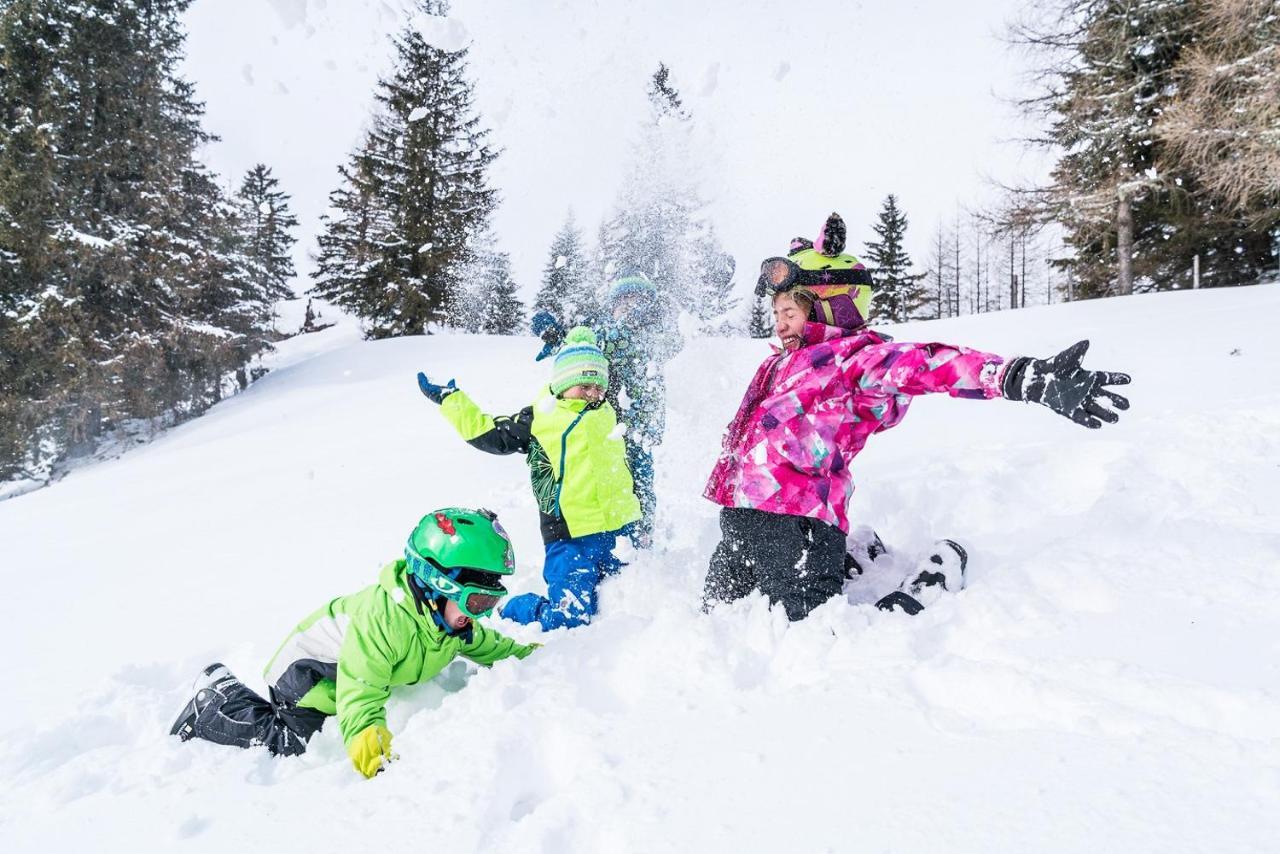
[499,530,624,630]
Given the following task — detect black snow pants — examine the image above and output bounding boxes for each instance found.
[192,672,327,757]
[703,506,847,621]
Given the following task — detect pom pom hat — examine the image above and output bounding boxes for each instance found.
[608,269,658,304]
[756,212,875,330]
[550,327,609,395]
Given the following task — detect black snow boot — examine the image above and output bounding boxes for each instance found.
[170,663,322,756]
[845,528,888,579]
[875,590,924,615]
[170,663,242,743]
[905,539,968,600]
[875,540,968,616]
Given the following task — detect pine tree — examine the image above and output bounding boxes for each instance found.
[863,195,929,323]
[1157,0,1280,281]
[1011,0,1273,296]
[310,0,498,338]
[311,148,396,327]
[688,223,739,325]
[471,244,524,335]
[1012,0,1180,297]
[599,63,726,330]
[235,164,298,304]
[747,294,773,339]
[0,0,266,479]
[534,212,590,324]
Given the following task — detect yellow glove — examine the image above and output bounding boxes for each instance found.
[348,725,395,779]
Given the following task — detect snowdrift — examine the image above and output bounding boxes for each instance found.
[2,288,1278,853]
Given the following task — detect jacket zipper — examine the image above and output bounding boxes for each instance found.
[552,401,601,516]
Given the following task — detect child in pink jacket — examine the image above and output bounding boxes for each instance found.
[703,214,1131,621]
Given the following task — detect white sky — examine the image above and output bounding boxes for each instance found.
[182,0,1048,307]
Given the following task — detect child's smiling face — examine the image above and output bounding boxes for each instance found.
[773,293,809,350]
[561,383,605,402]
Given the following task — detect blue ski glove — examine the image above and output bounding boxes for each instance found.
[417,373,457,405]
[1002,340,1131,429]
[499,592,544,625]
[531,310,565,361]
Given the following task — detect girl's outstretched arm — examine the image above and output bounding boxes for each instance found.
[845,338,1131,428]
[842,340,1006,400]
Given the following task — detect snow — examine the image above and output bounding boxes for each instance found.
[406,11,471,53]
[2,287,1280,851]
[64,229,112,249]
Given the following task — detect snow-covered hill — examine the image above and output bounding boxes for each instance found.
[2,288,1278,852]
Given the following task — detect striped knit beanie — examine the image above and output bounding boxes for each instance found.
[550,327,609,395]
[607,269,657,304]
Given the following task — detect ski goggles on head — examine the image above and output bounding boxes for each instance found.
[405,548,509,618]
[755,256,871,297]
[756,257,876,329]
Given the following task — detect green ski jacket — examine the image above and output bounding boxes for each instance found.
[263,560,536,745]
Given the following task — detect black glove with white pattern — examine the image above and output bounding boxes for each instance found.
[1002,340,1131,429]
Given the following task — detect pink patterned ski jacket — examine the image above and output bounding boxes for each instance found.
[704,322,1007,533]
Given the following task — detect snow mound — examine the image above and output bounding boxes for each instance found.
[2,287,1279,852]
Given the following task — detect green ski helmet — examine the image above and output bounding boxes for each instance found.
[405,508,516,619]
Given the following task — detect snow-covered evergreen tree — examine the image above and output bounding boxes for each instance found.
[747,294,773,339]
[310,0,498,338]
[235,164,298,305]
[0,0,266,480]
[472,245,524,335]
[534,213,593,325]
[598,63,728,329]
[864,195,929,323]
[311,148,396,328]
[1013,0,1274,296]
[1157,0,1280,280]
[688,223,739,328]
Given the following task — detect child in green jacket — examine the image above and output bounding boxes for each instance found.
[417,327,641,631]
[170,508,537,779]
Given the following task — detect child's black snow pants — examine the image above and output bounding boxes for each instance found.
[189,669,326,757]
[703,506,847,621]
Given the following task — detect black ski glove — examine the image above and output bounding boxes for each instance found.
[1002,340,1131,429]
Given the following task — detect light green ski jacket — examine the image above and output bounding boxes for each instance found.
[263,560,536,745]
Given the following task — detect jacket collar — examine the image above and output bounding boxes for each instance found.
[539,387,603,413]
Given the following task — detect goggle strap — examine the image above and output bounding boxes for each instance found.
[795,266,874,287]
